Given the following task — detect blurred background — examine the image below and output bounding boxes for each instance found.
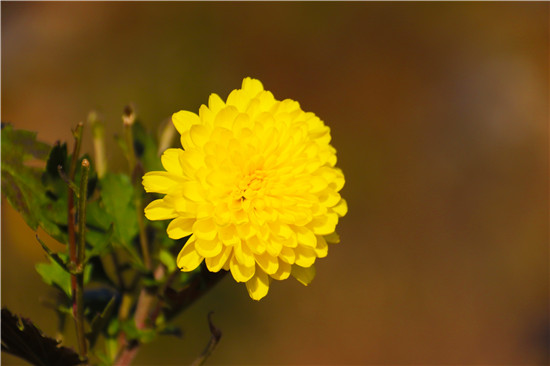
[1,2,548,365]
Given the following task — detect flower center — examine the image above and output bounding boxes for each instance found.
[238,170,266,201]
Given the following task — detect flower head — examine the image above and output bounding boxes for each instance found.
[143,77,347,300]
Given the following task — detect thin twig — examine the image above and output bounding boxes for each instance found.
[65,122,84,357]
[190,312,222,366]
[88,111,107,178]
[74,159,90,357]
[57,165,79,199]
[123,105,151,270]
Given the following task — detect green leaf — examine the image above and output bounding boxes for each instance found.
[35,253,92,299]
[1,125,54,234]
[119,319,156,344]
[99,173,138,247]
[1,307,84,366]
[35,256,72,298]
[36,235,69,272]
[159,248,176,272]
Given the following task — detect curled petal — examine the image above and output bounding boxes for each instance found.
[208,93,225,114]
[255,252,279,275]
[279,246,295,264]
[193,218,217,240]
[177,237,204,272]
[311,212,338,236]
[144,199,177,221]
[142,171,184,194]
[205,246,233,272]
[245,269,269,301]
[195,237,223,257]
[314,235,328,258]
[167,217,195,239]
[295,226,317,247]
[241,77,264,98]
[230,255,255,282]
[332,199,348,217]
[172,110,200,134]
[161,149,184,176]
[294,245,316,267]
[270,259,291,281]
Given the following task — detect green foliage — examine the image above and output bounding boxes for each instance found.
[2,118,224,366]
[35,253,92,299]
[1,124,65,241]
[99,173,138,247]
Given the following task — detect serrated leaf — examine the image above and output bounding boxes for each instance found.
[1,125,54,234]
[35,253,92,299]
[1,308,84,366]
[35,256,72,298]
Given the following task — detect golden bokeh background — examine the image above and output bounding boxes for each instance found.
[2,2,548,365]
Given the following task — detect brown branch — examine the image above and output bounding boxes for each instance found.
[190,312,222,366]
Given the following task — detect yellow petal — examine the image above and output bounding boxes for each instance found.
[177,238,204,272]
[214,106,239,129]
[181,181,205,202]
[294,245,316,267]
[205,246,232,272]
[332,198,348,217]
[229,255,255,282]
[247,235,266,255]
[167,217,195,239]
[310,212,338,236]
[193,218,217,240]
[314,235,328,258]
[245,269,269,300]
[255,252,279,275]
[189,124,210,147]
[278,246,295,264]
[218,224,239,246]
[291,264,316,286]
[208,93,225,114]
[195,237,223,257]
[270,259,291,281]
[234,241,255,267]
[295,226,317,248]
[161,148,184,176]
[144,199,177,221]
[226,89,249,112]
[265,236,282,256]
[241,77,264,98]
[142,171,183,194]
[172,110,200,134]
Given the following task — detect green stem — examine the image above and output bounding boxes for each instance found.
[89,111,107,178]
[65,123,84,357]
[75,159,90,357]
[123,106,152,271]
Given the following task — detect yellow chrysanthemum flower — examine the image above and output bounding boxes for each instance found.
[143,77,347,300]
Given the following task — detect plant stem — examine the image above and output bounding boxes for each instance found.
[65,122,84,357]
[89,111,107,178]
[123,105,152,270]
[75,159,90,357]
